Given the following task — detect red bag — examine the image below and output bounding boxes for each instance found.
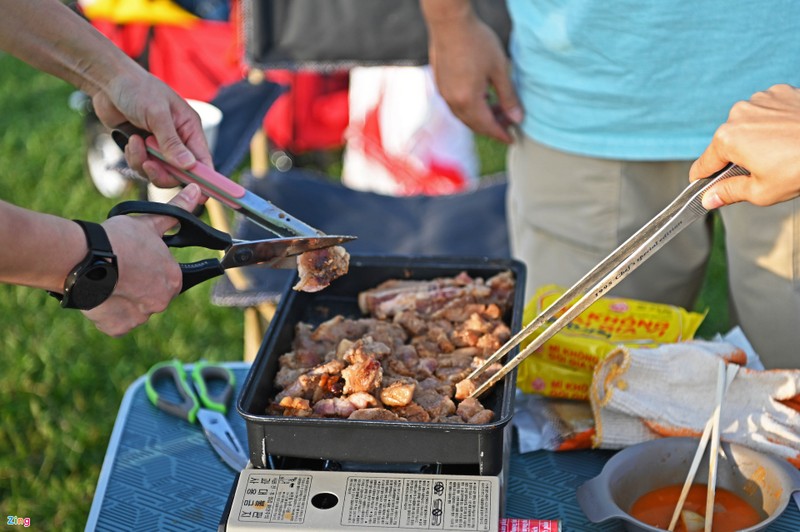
[90,19,243,102]
[264,70,350,154]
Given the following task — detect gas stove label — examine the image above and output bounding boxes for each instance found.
[237,472,313,524]
[341,476,493,530]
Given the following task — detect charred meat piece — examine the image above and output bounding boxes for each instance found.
[380,380,416,407]
[313,397,356,418]
[275,359,344,402]
[414,388,456,420]
[456,397,494,424]
[454,378,477,401]
[391,402,431,422]
[348,408,402,421]
[278,396,313,417]
[347,391,380,410]
[341,343,384,394]
[293,245,350,293]
[270,271,514,424]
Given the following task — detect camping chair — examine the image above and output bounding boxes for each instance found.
[205,0,513,361]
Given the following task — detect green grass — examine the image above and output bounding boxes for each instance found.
[0,54,244,530]
[0,53,729,530]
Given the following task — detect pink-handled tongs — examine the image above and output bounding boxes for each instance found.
[112,123,342,240]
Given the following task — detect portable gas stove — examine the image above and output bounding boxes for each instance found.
[219,257,525,531]
[220,435,510,531]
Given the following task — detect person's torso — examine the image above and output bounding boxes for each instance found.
[507,0,800,160]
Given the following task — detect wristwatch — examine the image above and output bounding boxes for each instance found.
[49,220,118,310]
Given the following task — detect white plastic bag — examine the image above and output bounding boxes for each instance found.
[342,66,478,196]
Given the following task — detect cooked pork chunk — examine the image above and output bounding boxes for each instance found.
[269,271,516,424]
[380,380,416,407]
[293,245,350,293]
[456,397,494,424]
[348,408,402,421]
[341,355,383,394]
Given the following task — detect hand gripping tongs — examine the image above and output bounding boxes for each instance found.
[467,163,750,399]
[111,122,353,241]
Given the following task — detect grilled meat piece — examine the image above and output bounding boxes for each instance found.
[278,396,313,417]
[270,271,516,424]
[456,397,494,424]
[380,380,416,407]
[293,245,350,293]
[341,349,383,395]
[391,402,431,422]
[454,378,477,401]
[414,388,456,420]
[348,408,402,421]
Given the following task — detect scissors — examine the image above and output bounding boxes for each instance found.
[107,200,354,293]
[466,163,750,399]
[145,360,248,471]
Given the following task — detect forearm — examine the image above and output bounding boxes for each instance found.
[0,0,141,98]
[420,0,476,39]
[0,201,86,293]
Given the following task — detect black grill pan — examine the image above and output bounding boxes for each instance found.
[237,255,526,475]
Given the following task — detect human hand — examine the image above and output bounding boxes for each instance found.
[422,2,522,144]
[90,69,213,189]
[690,84,800,209]
[82,184,204,336]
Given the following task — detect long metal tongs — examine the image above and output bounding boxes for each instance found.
[467,163,750,399]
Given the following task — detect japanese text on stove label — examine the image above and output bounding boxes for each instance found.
[342,475,492,530]
[237,472,312,524]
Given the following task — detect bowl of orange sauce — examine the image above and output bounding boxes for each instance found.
[576,437,800,531]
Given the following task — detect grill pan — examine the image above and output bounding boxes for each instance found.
[237,255,526,475]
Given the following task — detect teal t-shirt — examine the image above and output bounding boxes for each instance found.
[507,0,800,160]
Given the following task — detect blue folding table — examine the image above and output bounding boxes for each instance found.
[86,363,800,531]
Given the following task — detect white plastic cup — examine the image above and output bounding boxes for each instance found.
[187,98,223,153]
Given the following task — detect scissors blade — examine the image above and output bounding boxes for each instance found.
[197,409,248,471]
[468,163,750,399]
[220,235,356,270]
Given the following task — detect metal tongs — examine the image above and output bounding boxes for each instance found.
[466,163,750,399]
[112,123,348,240]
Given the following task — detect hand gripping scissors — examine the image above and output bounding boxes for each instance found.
[146,360,248,471]
[107,200,354,293]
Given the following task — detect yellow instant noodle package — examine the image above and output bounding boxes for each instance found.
[516,285,706,400]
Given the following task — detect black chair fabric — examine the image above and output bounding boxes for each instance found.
[210,79,286,175]
[210,167,510,306]
[241,0,511,69]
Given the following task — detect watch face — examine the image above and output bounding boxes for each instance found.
[66,260,119,310]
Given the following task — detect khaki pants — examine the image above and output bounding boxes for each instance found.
[508,135,800,368]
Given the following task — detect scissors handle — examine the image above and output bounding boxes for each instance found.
[108,200,235,292]
[145,360,200,423]
[191,361,236,414]
[108,200,230,249]
[145,360,236,422]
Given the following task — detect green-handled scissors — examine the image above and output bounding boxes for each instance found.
[145,360,248,471]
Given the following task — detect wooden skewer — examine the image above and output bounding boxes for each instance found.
[704,363,740,532]
[667,361,739,532]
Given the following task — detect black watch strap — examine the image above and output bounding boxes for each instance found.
[49,220,118,310]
